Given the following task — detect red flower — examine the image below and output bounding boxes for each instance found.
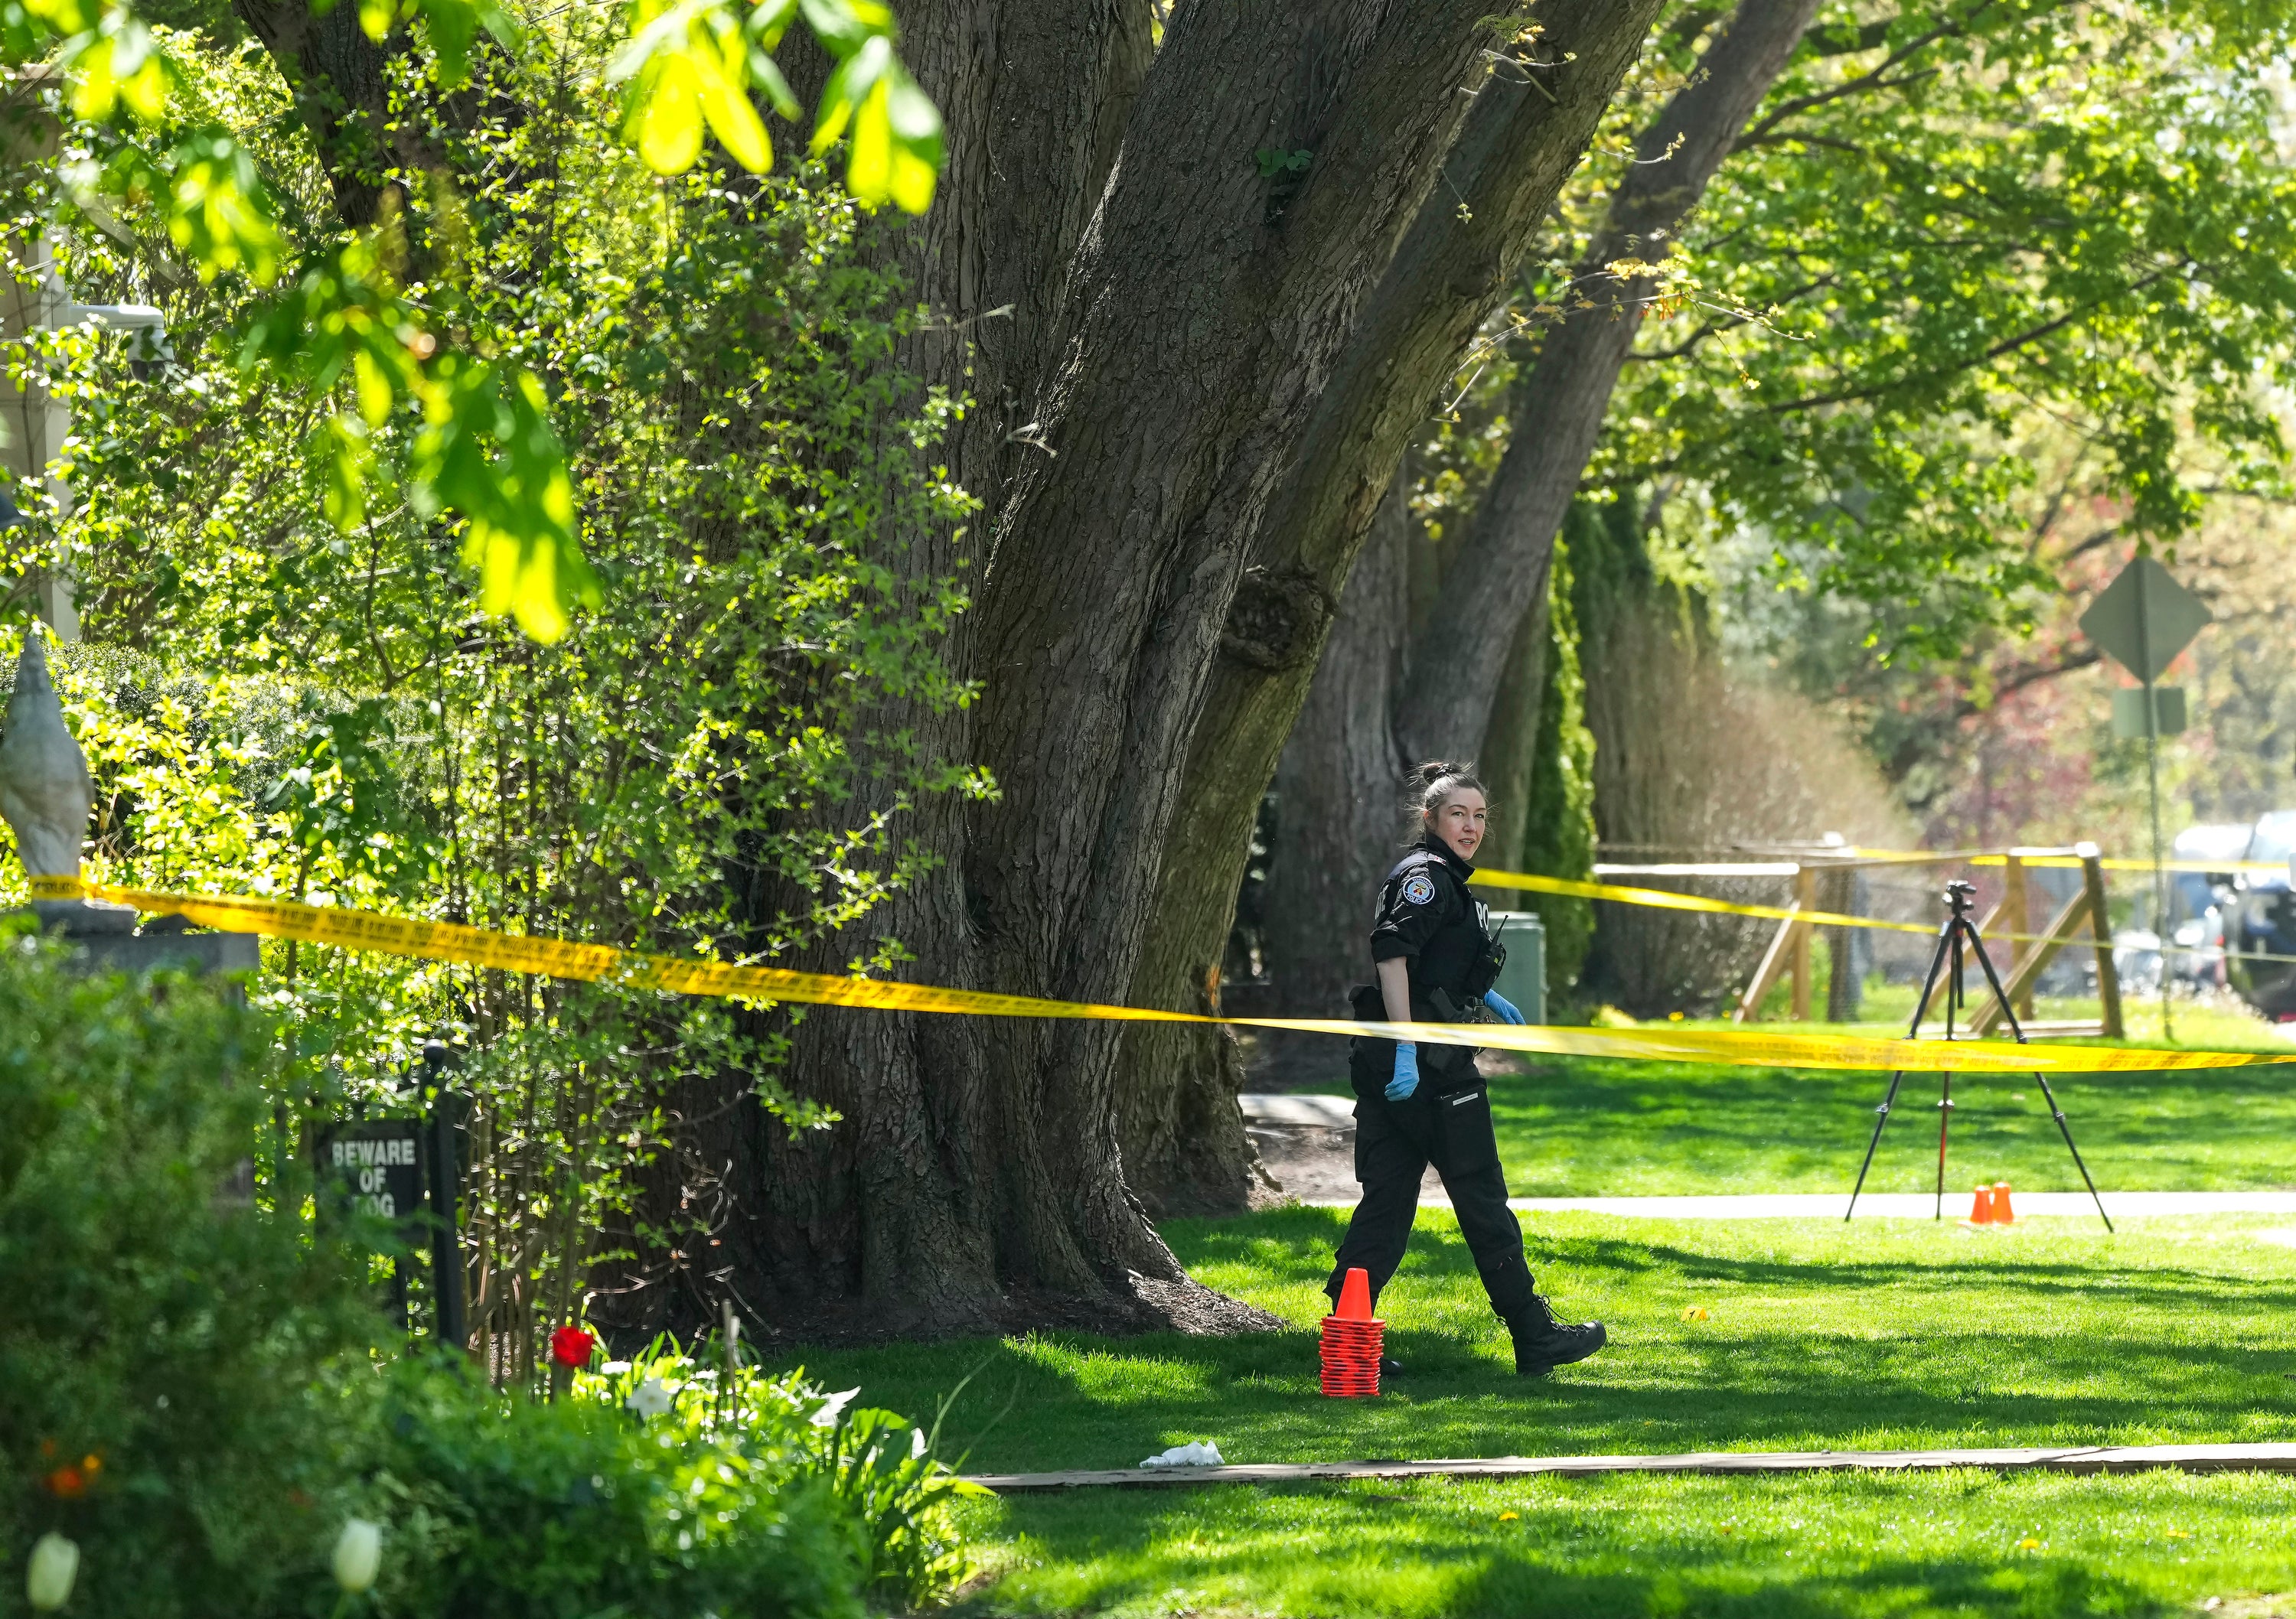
[43,1466,84,1500]
[549,1325,596,1368]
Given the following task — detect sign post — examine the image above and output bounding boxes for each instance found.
[2078,555,2212,1038]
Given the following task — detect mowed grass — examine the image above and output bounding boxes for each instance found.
[1262,1013,2296,1196]
[764,1206,2296,1616]
[957,1468,2296,1617]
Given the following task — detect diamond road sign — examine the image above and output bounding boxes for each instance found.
[2079,556,2210,684]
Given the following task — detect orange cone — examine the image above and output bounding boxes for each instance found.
[1992,1181,2014,1223]
[1336,1267,1374,1321]
[1968,1184,1996,1224]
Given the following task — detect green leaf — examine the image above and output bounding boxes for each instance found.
[411,357,597,643]
[631,51,705,174]
[321,413,373,531]
[163,129,282,284]
[810,30,887,155]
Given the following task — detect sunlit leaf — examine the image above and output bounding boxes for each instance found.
[698,57,771,171]
[810,31,887,155]
[846,76,889,199]
[321,413,373,530]
[165,129,282,284]
[409,357,596,643]
[632,52,704,174]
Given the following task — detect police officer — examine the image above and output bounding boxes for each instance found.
[1325,762,1607,1377]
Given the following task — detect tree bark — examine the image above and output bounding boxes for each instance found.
[1259,475,1413,1018]
[1392,0,1822,761]
[233,0,397,228]
[742,0,1574,1334]
[1111,0,1667,1210]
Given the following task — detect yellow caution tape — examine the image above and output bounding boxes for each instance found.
[1474,868,1945,937]
[1851,848,2289,877]
[1475,867,2296,966]
[25,877,2288,1074]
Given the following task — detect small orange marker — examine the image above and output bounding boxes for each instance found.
[1968,1184,1996,1224]
[1993,1181,2015,1223]
[1336,1267,1374,1321]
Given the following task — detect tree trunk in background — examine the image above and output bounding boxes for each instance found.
[1260,479,1414,1021]
[1114,0,1666,1197]
[1475,584,1554,892]
[1392,0,1823,761]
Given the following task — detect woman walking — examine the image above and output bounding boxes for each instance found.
[1326,762,1607,1376]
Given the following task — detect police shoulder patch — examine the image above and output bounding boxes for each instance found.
[1400,871,1437,907]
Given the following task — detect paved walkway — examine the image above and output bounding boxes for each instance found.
[1238,1094,2296,1219]
[970,1441,2296,1492]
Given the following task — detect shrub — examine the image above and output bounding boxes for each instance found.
[0,930,383,1617]
[359,1359,866,1619]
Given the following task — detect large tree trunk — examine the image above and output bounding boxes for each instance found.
[742,0,1564,1335]
[1392,0,1823,761]
[1111,0,1667,1210]
[1260,476,1414,1020]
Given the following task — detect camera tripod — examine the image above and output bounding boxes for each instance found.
[1844,880,2112,1230]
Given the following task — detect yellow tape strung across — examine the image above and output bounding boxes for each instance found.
[1473,868,2296,967]
[1476,869,1950,937]
[27,878,2285,1074]
[1851,848,2289,877]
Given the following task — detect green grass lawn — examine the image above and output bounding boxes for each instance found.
[1264,1009,2296,1197]
[766,1207,2296,1616]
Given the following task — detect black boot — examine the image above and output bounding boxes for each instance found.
[1508,1296,1606,1376]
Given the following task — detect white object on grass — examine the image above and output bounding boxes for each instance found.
[626,1376,673,1419]
[1140,1441,1225,1469]
[810,1387,861,1428]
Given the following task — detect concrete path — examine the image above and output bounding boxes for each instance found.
[1238,1094,2296,1219]
[970,1441,2296,1493]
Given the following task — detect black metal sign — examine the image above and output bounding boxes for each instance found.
[321,1118,428,1236]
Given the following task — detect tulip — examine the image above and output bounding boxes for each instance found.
[26,1533,78,1611]
[332,1518,382,1594]
[809,1386,860,1428]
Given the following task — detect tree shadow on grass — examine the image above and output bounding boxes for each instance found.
[962,1481,2173,1617]
[758,1207,2296,1474]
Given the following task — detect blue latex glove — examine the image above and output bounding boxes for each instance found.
[1482,989,1527,1026]
[1384,1042,1420,1102]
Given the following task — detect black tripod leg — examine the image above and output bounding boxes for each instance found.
[1964,921,2027,1045]
[2031,1070,2115,1233]
[1848,918,1959,1222]
[1846,1068,1910,1222]
[1963,916,2113,1230]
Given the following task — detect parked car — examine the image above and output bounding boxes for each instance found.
[2229,810,2296,1019]
[2163,823,2251,989]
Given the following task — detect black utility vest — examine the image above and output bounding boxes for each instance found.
[1365,839,1503,1019]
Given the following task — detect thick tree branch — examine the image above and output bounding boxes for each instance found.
[1394,0,1825,762]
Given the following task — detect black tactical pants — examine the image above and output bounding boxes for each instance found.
[1325,1044,1538,1323]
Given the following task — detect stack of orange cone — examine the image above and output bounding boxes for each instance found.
[1965,1181,2017,1224]
[1320,1268,1382,1398]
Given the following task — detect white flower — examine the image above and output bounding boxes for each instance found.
[25,1533,78,1611]
[809,1386,861,1428]
[626,1376,673,1419]
[599,1360,633,1375]
[332,1518,383,1594]
[910,1427,928,1461]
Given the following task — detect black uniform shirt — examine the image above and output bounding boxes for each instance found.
[1369,837,1489,1011]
